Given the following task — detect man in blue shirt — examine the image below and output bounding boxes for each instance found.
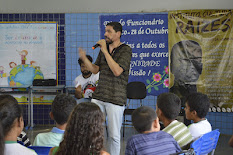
[125,106,182,155]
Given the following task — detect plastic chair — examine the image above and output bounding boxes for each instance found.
[122,81,147,137]
[190,129,220,155]
[28,146,52,155]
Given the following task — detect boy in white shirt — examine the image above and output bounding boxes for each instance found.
[185,92,212,141]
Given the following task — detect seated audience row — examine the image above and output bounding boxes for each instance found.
[0,94,109,155]
[49,102,109,155]
[0,92,213,155]
[126,92,212,154]
[156,92,192,149]
[125,106,182,155]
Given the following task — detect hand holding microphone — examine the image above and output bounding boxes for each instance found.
[92,39,107,50]
[92,44,100,50]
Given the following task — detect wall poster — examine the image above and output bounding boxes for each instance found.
[0,22,57,104]
[168,10,233,112]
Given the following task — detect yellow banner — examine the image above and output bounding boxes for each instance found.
[168,10,233,111]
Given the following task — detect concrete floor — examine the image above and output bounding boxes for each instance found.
[26,125,233,155]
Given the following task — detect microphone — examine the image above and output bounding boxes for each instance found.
[92,44,100,50]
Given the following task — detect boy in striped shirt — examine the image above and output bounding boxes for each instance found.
[156,92,192,149]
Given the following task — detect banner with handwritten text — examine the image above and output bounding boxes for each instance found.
[100,14,169,96]
[0,22,57,86]
[0,22,57,103]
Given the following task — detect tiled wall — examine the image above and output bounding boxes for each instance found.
[207,112,233,135]
[0,13,233,135]
[65,13,100,86]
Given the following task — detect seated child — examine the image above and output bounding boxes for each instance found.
[156,92,192,149]
[17,130,31,146]
[49,102,109,155]
[185,92,212,141]
[33,94,76,147]
[125,106,181,155]
[0,121,4,155]
[0,95,37,155]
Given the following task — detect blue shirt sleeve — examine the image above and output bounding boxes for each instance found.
[125,138,136,155]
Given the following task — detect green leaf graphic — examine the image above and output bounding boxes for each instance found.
[154,86,159,91]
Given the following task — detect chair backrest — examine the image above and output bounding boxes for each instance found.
[127,81,147,99]
[190,129,220,155]
[28,146,52,155]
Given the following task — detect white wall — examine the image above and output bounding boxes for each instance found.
[0,0,233,13]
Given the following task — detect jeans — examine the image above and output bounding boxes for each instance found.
[91,99,125,155]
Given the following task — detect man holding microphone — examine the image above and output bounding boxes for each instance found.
[79,22,132,155]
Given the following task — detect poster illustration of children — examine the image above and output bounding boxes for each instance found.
[30,61,37,68]
[0,66,4,78]
[9,62,17,68]
[18,50,28,65]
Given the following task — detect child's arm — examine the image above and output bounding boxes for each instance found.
[49,147,56,155]
[75,85,83,99]
[228,135,233,147]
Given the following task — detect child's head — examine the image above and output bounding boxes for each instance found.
[51,94,76,125]
[185,92,210,120]
[156,92,181,121]
[30,61,36,66]
[57,102,104,155]
[0,66,4,71]
[9,62,17,68]
[20,50,28,56]
[132,106,159,133]
[0,95,23,136]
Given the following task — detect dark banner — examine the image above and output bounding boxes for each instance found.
[100,13,169,96]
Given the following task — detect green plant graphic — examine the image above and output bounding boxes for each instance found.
[146,66,169,93]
